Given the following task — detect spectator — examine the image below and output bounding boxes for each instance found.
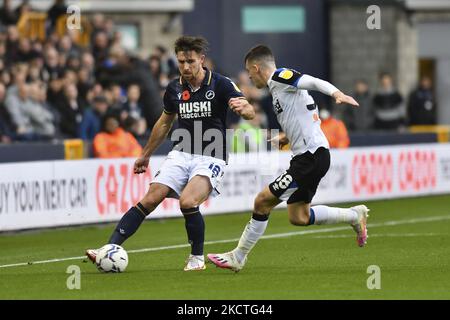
[149,54,168,91]
[0,82,13,142]
[27,82,56,138]
[55,83,83,138]
[123,115,147,140]
[0,68,11,86]
[407,76,437,126]
[5,25,19,65]
[93,113,142,158]
[17,38,34,62]
[4,81,34,137]
[373,73,405,130]
[154,45,178,78]
[58,34,81,59]
[320,107,350,148]
[92,31,109,66]
[78,95,109,140]
[107,83,125,110]
[121,83,143,120]
[343,79,374,132]
[0,0,18,26]
[43,47,62,81]
[14,0,32,22]
[46,0,68,34]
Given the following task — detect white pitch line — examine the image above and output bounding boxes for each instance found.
[1,214,450,269]
[312,232,441,239]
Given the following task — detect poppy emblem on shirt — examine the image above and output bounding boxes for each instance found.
[182,90,190,101]
[205,90,215,100]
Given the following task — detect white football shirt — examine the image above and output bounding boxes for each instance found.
[267,68,338,156]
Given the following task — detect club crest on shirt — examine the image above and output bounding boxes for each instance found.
[206,90,215,100]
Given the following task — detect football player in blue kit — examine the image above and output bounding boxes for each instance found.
[87,36,255,271]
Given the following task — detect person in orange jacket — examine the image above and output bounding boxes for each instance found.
[320,108,350,148]
[93,113,143,158]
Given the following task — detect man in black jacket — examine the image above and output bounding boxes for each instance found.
[407,76,437,126]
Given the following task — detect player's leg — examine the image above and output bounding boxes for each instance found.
[108,182,171,245]
[286,200,369,247]
[178,175,212,271]
[285,147,369,246]
[207,186,281,272]
[233,186,281,262]
[86,183,171,262]
[86,151,189,262]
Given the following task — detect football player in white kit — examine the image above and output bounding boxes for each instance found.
[208,45,370,272]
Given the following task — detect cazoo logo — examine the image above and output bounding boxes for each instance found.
[398,150,436,191]
[352,150,437,195]
[352,153,393,195]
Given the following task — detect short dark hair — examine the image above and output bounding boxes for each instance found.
[244,45,275,64]
[174,36,209,54]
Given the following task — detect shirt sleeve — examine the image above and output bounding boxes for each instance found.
[219,76,245,102]
[297,74,339,96]
[163,85,177,114]
[271,68,303,87]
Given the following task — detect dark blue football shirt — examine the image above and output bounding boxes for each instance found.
[163,68,244,160]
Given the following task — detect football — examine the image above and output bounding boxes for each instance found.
[95,244,129,273]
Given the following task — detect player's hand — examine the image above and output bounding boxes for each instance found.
[332,91,359,107]
[268,132,289,150]
[134,157,149,174]
[228,97,248,114]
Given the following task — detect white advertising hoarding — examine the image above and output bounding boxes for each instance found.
[1,143,450,231]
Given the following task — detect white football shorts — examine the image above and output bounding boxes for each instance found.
[151,150,226,198]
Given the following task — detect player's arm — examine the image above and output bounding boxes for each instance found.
[297,75,359,107]
[134,112,177,174]
[268,131,289,150]
[228,97,255,120]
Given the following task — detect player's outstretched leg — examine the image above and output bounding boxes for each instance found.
[208,187,280,272]
[86,183,170,263]
[289,203,370,247]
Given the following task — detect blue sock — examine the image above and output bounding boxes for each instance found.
[182,207,204,256]
[309,208,316,225]
[108,203,148,245]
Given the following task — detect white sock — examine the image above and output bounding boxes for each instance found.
[234,217,268,263]
[191,254,204,261]
[311,205,358,225]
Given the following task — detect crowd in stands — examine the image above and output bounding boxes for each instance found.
[0,1,439,156]
[0,0,169,157]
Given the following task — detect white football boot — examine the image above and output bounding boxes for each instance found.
[207,250,247,273]
[350,205,370,247]
[184,254,206,271]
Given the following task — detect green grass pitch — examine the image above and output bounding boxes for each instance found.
[1,195,449,299]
